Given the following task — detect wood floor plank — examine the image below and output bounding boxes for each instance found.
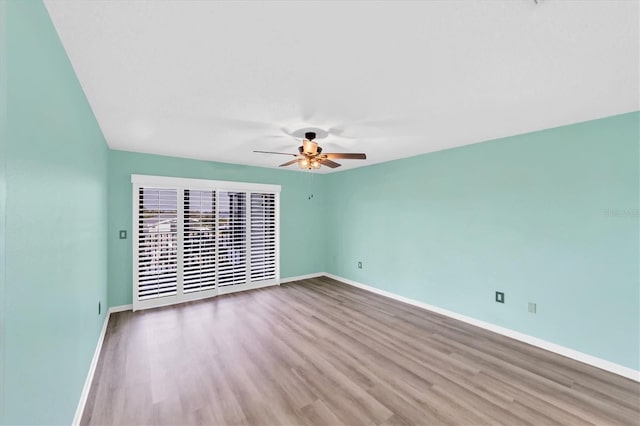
[82,278,640,425]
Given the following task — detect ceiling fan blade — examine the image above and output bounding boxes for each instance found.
[319,159,341,168]
[279,127,296,137]
[324,153,367,160]
[253,150,296,156]
[279,159,299,167]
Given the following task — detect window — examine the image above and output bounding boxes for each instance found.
[183,189,216,293]
[132,175,280,310]
[250,192,277,282]
[137,188,178,301]
[218,191,247,287]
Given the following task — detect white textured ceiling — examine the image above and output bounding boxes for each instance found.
[45,0,639,173]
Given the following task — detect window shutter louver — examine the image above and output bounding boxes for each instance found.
[250,192,277,282]
[137,187,178,300]
[183,190,216,293]
[133,176,279,310]
[217,191,247,287]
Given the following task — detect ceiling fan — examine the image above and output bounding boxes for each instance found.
[253,132,367,170]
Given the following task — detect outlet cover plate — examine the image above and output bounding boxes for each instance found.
[119,230,127,239]
[528,302,536,313]
[357,261,362,269]
[495,291,505,303]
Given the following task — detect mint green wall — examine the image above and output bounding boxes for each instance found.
[0,1,7,421]
[3,1,109,424]
[108,150,326,307]
[0,1,7,424]
[325,112,640,370]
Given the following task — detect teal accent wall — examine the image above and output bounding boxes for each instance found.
[0,0,7,421]
[325,112,640,370]
[3,1,109,424]
[108,150,326,307]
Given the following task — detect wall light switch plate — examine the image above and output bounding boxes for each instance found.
[119,230,127,239]
[495,291,505,303]
[528,302,537,313]
[357,261,362,269]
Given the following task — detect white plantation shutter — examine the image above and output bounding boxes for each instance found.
[217,191,247,287]
[251,193,277,282]
[183,190,216,293]
[132,175,279,310]
[136,187,178,300]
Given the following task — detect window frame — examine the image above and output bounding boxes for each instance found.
[131,174,281,311]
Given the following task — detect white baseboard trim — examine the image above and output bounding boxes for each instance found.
[280,272,325,284]
[109,304,132,313]
[72,310,110,425]
[325,273,640,382]
[72,304,133,425]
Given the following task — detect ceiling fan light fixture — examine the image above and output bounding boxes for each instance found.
[298,158,309,169]
[311,160,320,169]
[302,139,318,155]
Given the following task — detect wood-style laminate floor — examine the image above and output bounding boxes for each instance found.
[82,277,640,425]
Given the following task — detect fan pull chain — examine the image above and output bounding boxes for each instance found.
[308,169,314,200]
